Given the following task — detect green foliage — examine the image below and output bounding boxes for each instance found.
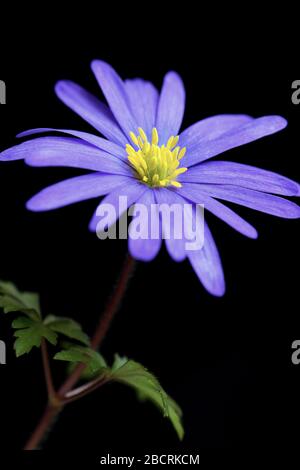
[109,356,184,440]
[0,281,90,357]
[54,344,107,377]
[55,349,184,440]
[0,281,41,320]
[44,315,90,346]
[0,281,184,439]
[12,316,57,357]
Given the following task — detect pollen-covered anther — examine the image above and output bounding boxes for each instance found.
[126,127,187,188]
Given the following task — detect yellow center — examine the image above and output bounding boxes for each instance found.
[126,127,188,188]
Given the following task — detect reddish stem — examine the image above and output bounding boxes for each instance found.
[41,339,58,404]
[23,405,62,450]
[63,375,109,404]
[58,254,136,396]
[23,254,136,450]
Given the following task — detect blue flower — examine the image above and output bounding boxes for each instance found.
[1,61,300,296]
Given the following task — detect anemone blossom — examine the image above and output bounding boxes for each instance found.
[1,61,299,296]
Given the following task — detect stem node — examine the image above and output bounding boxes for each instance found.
[23,254,136,450]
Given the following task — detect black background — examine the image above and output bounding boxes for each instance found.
[0,10,299,458]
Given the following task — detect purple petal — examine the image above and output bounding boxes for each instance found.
[1,136,131,174]
[128,190,162,261]
[179,114,254,148]
[17,128,127,160]
[0,143,25,161]
[0,137,82,162]
[125,79,159,139]
[180,161,300,196]
[22,137,132,176]
[89,180,147,231]
[184,116,288,167]
[27,174,130,212]
[187,221,225,297]
[196,184,300,219]
[154,188,186,262]
[156,72,185,144]
[178,184,258,239]
[55,80,127,146]
[91,60,137,139]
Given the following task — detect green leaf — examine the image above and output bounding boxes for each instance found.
[12,316,34,328]
[54,344,107,377]
[111,353,129,371]
[54,348,184,439]
[12,316,57,357]
[109,357,184,440]
[44,315,90,346]
[0,281,40,320]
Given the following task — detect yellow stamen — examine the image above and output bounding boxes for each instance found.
[166,136,175,149]
[152,174,160,185]
[138,127,147,142]
[125,127,188,188]
[137,136,143,148]
[178,147,186,160]
[171,181,182,188]
[152,128,159,145]
[129,132,139,147]
[171,136,179,149]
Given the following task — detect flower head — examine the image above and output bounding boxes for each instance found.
[126,127,187,188]
[1,60,299,296]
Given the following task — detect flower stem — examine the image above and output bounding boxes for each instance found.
[59,254,136,396]
[91,254,136,348]
[63,375,109,404]
[23,254,136,450]
[41,339,58,405]
[23,404,62,450]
